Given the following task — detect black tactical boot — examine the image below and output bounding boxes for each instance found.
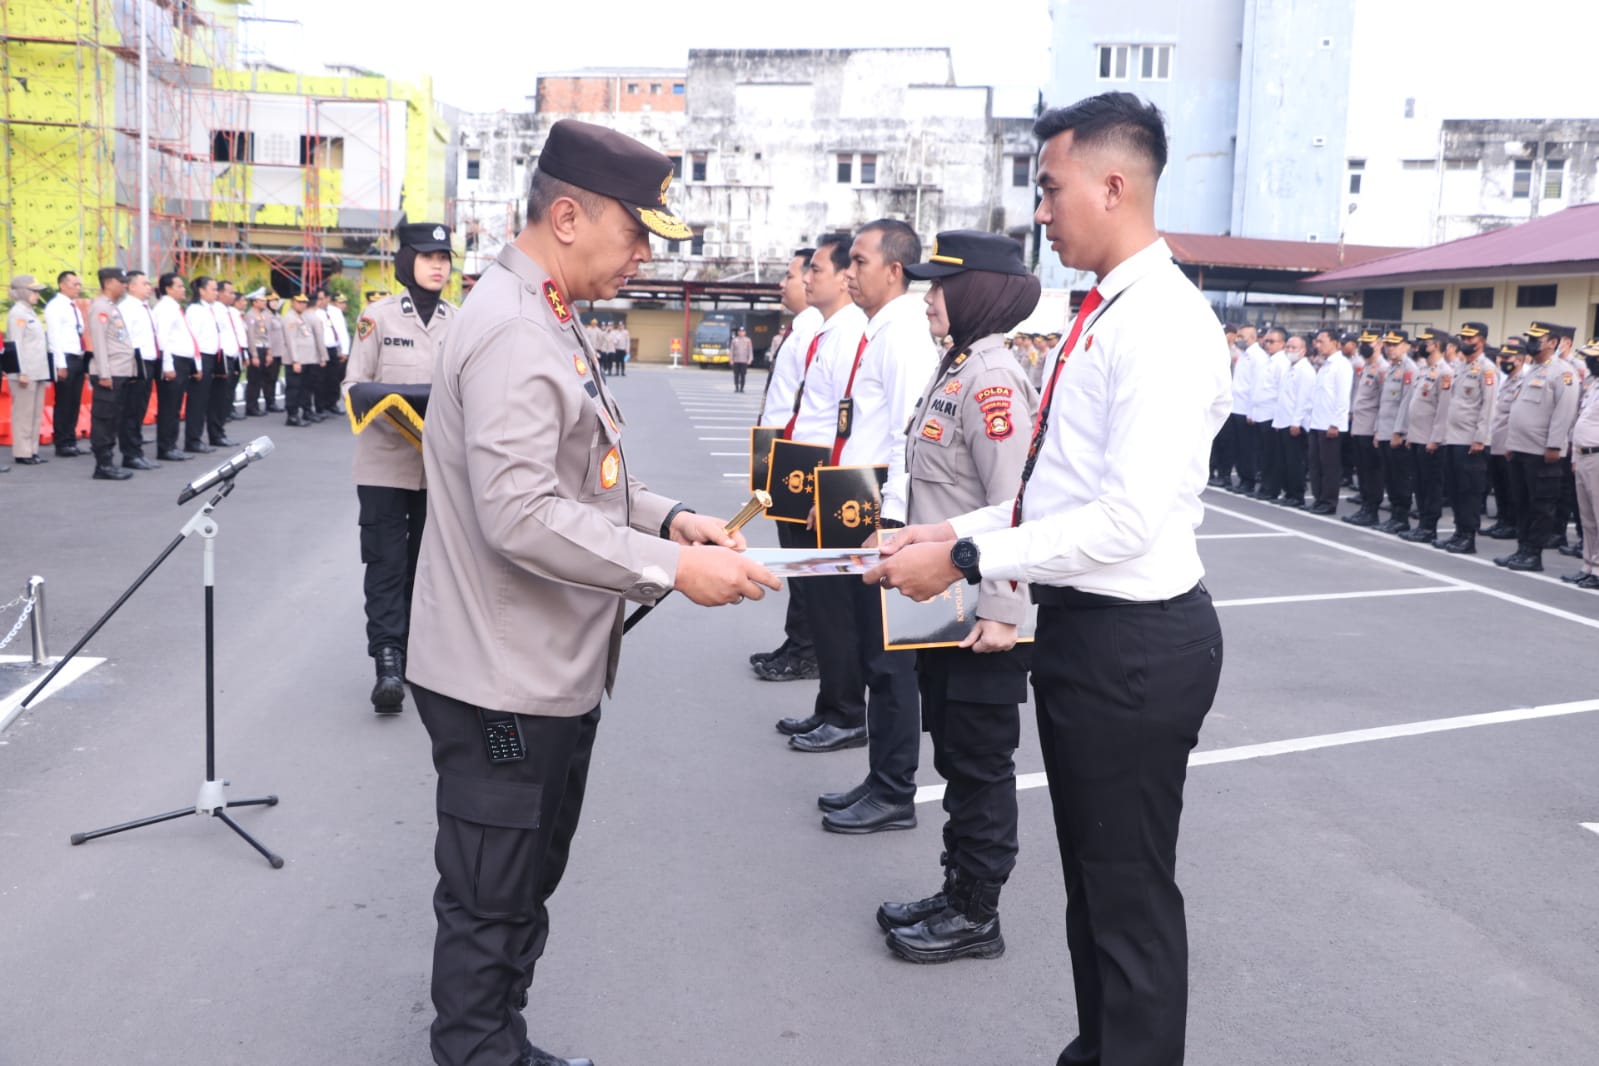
[876,854,955,932]
[885,874,1005,964]
[371,645,405,713]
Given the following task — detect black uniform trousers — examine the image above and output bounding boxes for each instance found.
[1410,443,1445,532]
[1489,454,1517,527]
[119,358,157,460]
[224,355,243,422]
[1030,583,1223,1066]
[1445,445,1488,536]
[88,377,128,466]
[283,363,312,418]
[304,363,324,416]
[1377,439,1412,521]
[1255,421,1283,497]
[1309,430,1343,509]
[801,572,866,730]
[731,363,749,391]
[53,354,86,450]
[1208,414,1234,481]
[205,354,234,440]
[1509,451,1563,554]
[174,355,210,449]
[1227,413,1256,488]
[774,520,816,660]
[850,579,920,803]
[414,686,598,1066]
[155,361,184,454]
[357,484,427,657]
[1554,456,1576,542]
[1352,434,1383,512]
[1340,430,1356,481]
[245,347,275,412]
[318,346,345,411]
[918,646,1028,885]
[1279,427,1307,502]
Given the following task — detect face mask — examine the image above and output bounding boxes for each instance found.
[1498,359,1516,375]
[1587,356,1599,378]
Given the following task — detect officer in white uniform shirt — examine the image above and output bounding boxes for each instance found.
[215,280,246,434]
[183,276,223,453]
[1307,327,1353,513]
[1226,325,1262,492]
[44,270,88,458]
[116,270,161,470]
[869,92,1230,1066]
[1250,327,1288,500]
[151,272,196,461]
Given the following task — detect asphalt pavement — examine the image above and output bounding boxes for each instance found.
[2,366,1597,1066]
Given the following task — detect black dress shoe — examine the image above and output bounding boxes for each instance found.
[755,653,820,681]
[15,455,47,465]
[1444,538,1477,555]
[55,445,83,457]
[877,867,953,931]
[245,408,265,417]
[266,404,283,413]
[789,723,867,753]
[1398,527,1435,543]
[187,441,214,454]
[1343,510,1377,527]
[822,793,916,834]
[819,780,870,813]
[1560,571,1587,584]
[1576,575,1599,590]
[1544,535,1569,551]
[1431,534,1459,549]
[1493,551,1518,567]
[1307,502,1336,515]
[92,464,133,480]
[305,410,326,423]
[285,415,306,427]
[887,906,1005,964]
[777,713,823,736]
[1377,518,1411,534]
[210,435,237,447]
[122,456,160,471]
[1506,553,1544,572]
[521,1042,593,1066]
[750,641,791,666]
[1482,524,1518,540]
[1277,498,1305,509]
[1557,543,1584,558]
[371,647,406,713]
[157,449,190,461]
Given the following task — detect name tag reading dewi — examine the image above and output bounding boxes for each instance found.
[813,463,886,549]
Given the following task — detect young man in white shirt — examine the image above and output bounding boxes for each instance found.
[116,270,162,470]
[44,270,87,458]
[183,276,222,453]
[1307,328,1353,513]
[151,272,195,461]
[869,92,1230,1066]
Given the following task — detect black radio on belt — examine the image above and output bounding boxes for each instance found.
[478,710,527,763]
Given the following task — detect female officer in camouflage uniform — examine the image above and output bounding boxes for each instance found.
[873,230,1040,963]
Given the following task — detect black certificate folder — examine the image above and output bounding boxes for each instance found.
[766,439,831,524]
[814,464,887,549]
[750,426,781,496]
[881,586,1037,651]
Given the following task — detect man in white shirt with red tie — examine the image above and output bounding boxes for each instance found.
[211,280,243,444]
[151,272,196,461]
[44,271,88,458]
[183,276,223,453]
[870,93,1230,1066]
[117,270,162,471]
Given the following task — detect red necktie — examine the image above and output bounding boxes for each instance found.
[1011,286,1103,526]
[830,334,870,465]
[782,332,825,440]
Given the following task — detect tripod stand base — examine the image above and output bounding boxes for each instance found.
[70,789,283,868]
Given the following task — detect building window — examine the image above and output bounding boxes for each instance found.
[690,230,705,256]
[1516,284,1558,308]
[1347,158,1364,195]
[666,239,680,254]
[1012,155,1031,188]
[626,82,639,94]
[299,135,344,168]
[1411,289,1445,312]
[1097,45,1130,80]
[1512,159,1533,199]
[1401,159,1436,171]
[859,153,877,184]
[650,83,662,94]
[1544,159,1565,199]
[673,82,685,95]
[1458,287,1495,310]
[1403,97,1415,118]
[691,152,707,182]
[837,153,853,183]
[1444,159,1476,171]
[211,130,254,163]
[1138,45,1172,81]
[466,149,481,181]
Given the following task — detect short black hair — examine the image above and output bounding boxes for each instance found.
[1314,327,1337,345]
[792,247,815,262]
[1265,326,1288,344]
[191,276,215,301]
[158,272,183,295]
[220,279,236,293]
[57,270,77,285]
[1034,92,1168,179]
[857,219,921,276]
[526,166,605,225]
[126,269,146,282]
[814,233,852,272]
[97,267,123,286]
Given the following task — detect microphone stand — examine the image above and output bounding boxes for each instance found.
[25,479,283,868]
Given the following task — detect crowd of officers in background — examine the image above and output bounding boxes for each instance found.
[582,318,632,377]
[2,268,358,478]
[1210,320,1599,587]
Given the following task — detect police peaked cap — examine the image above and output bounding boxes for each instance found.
[906,230,1030,280]
[398,222,453,253]
[536,119,692,241]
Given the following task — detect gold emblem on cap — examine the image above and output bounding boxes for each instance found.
[658,172,672,206]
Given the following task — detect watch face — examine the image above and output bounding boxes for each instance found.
[952,539,979,570]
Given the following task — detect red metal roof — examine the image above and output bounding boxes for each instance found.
[1302,202,1599,292]
[1161,232,1409,275]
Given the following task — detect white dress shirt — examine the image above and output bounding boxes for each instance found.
[1232,342,1262,414]
[329,307,351,355]
[119,295,158,362]
[842,291,938,520]
[44,293,84,361]
[760,306,823,427]
[790,304,867,446]
[1290,356,1316,428]
[154,296,196,373]
[217,304,243,357]
[1251,349,1287,423]
[949,238,1232,600]
[320,308,338,349]
[1271,354,1306,429]
[186,301,222,355]
[1311,351,1353,432]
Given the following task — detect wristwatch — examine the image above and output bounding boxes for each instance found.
[950,538,982,585]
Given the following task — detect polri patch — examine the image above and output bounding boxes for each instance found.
[544,280,572,324]
[921,419,944,442]
[974,386,1013,405]
[986,409,1014,441]
[357,316,375,340]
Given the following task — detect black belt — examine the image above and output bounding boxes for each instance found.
[1030,581,1207,609]
[1579,446,1599,456]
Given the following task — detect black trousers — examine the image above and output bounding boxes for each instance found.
[1255,422,1282,496]
[1445,445,1488,537]
[919,647,1028,885]
[1353,434,1383,512]
[155,364,183,454]
[1554,456,1576,541]
[304,363,324,416]
[357,484,427,656]
[53,355,86,449]
[284,365,311,417]
[1309,430,1343,508]
[414,686,598,1066]
[174,356,210,448]
[1410,443,1445,531]
[774,521,815,659]
[850,578,920,803]
[801,571,866,730]
[1509,451,1563,554]
[1030,584,1223,1066]
[205,354,233,440]
[1377,439,1412,520]
[244,349,275,411]
[120,364,155,459]
[1228,413,1255,487]
[318,347,345,410]
[88,377,128,465]
[1209,415,1234,480]
[1490,453,1517,527]
[1279,427,1307,501]
[732,364,749,391]
[1340,431,1356,480]
[225,356,243,421]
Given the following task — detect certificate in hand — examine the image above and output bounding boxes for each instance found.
[742,547,881,577]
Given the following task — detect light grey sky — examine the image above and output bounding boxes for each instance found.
[244,0,1054,115]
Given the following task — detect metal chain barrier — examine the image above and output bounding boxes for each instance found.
[0,592,36,652]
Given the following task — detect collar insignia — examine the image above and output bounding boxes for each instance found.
[544,280,572,324]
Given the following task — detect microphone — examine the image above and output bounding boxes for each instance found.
[177,436,275,504]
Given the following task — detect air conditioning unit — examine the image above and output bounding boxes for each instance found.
[703,226,724,242]
[1306,233,1321,242]
[701,243,722,258]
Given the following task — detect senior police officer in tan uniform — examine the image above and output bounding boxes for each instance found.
[1496,323,1581,571]
[342,222,457,713]
[1563,339,1599,589]
[406,119,779,1066]
[86,268,138,481]
[869,230,1040,965]
[281,293,321,425]
[6,275,51,467]
[1434,322,1499,553]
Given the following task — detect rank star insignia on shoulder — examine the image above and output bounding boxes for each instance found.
[544,280,572,324]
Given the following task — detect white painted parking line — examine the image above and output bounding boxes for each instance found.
[915,697,1599,805]
[721,472,747,478]
[710,452,747,456]
[1213,586,1464,608]
[0,656,106,733]
[698,437,744,441]
[1582,823,1599,838]
[1203,501,1599,633]
[1196,532,1292,540]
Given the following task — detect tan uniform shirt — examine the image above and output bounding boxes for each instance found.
[1440,354,1498,447]
[1376,354,1416,438]
[1351,358,1383,435]
[86,296,136,377]
[1571,377,1599,450]
[282,308,319,367]
[408,243,681,717]
[244,309,271,352]
[8,303,49,380]
[1506,357,1581,455]
[729,336,754,366]
[1490,367,1523,455]
[902,334,1037,626]
[264,309,288,362]
[301,307,330,364]
[1396,360,1444,444]
[342,293,456,491]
